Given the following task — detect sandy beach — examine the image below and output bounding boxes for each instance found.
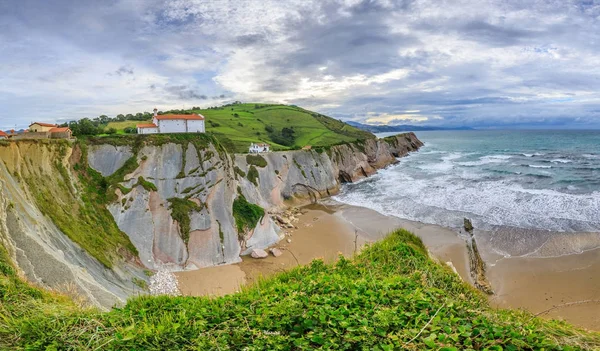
[176,201,600,331]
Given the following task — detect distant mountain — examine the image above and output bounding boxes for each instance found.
[346,121,473,133]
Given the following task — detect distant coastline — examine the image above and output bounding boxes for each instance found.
[346,121,473,133]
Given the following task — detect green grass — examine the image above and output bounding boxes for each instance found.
[105,120,150,132]
[19,142,137,268]
[247,165,259,186]
[194,104,374,152]
[1,229,598,350]
[167,198,203,244]
[92,104,374,153]
[232,194,265,237]
[246,154,268,167]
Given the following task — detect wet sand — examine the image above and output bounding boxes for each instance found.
[487,248,600,330]
[175,202,600,331]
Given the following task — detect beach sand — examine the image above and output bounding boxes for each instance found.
[175,202,600,331]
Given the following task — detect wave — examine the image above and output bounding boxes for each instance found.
[550,159,572,164]
[528,164,552,169]
[522,153,543,157]
[335,164,600,233]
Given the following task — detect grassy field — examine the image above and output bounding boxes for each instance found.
[1,229,598,350]
[105,120,142,133]
[196,104,373,152]
[102,104,373,152]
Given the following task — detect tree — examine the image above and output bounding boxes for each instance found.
[116,114,126,121]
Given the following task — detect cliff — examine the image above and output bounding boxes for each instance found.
[0,133,422,307]
[0,140,146,308]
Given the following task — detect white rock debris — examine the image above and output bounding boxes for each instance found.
[149,267,181,296]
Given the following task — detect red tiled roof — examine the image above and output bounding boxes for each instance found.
[137,123,158,128]
[0,131,7,137]
[49,127,71,133]
[30,122,58,128]
[155,114,205,121]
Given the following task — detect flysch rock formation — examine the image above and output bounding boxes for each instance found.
[0,142,145,309]
[0,132,422,307]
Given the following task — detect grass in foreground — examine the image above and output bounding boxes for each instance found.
[1,229,598,350]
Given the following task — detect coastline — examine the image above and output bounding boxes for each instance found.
[175,201,600,331]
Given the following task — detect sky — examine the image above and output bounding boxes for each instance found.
[1,0,600,130]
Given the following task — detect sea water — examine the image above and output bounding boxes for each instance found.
[335,130,600,236]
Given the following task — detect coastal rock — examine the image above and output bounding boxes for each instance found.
[464,218,474,232]
[0,133,423,308]
[251,249,268,259]
[463,218,493,295]
[270,248,283,257]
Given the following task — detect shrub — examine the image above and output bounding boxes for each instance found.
[247,165,259,186]
[232,194,264,236]
[246,154,267,168]
[167,198,202,244]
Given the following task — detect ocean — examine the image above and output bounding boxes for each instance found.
[334,130,600,248]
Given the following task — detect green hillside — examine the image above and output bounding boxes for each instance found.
[195,103,374,152]
[105,103,374,153]
[2,229,598,350]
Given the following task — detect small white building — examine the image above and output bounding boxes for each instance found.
[0,131,7,139]
[137,108,205,134]
[249,143,270,153]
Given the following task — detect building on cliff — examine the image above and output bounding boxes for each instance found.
[137,108,206,134]
[249,142,270,153]
[0,131,7,139]
[16,123,73,139]
[29,122,58,132]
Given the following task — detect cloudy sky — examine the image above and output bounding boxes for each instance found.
[1,0,600,130]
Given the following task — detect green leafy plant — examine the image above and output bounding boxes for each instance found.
[232,194,264,237]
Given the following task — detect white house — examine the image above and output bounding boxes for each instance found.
[0,131,7,139]
[249,143,270,153]
[137,108,205,134]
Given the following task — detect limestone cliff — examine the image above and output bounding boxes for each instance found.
[0,141,145,308]
[0,133,422,307]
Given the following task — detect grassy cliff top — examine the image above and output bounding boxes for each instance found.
[1,229,598,350]
[106,103,374,153]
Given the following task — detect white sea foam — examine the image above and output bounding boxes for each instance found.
[550,159,572,164]
[456,154,512,166]
[582,154,600,159]
[335,159,600,233]
[522,152,543,157]
[528,164,551,169]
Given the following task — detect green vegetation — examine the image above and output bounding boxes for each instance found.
[245,154,268,167]
[232,194,265,237]
[2,229,598,350]
[136,176,157,192]
[132,277,148,290]
[71,103,373,153]
[192,103,374,152]
[105,120,145,133]
[167,198,203,244]
[247,165,259,186]
[233,166,246,178]
[20,142,137,268]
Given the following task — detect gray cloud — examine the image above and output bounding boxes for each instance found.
[114,66,134,76]
[1,0,600,129]
[164,85,208,100]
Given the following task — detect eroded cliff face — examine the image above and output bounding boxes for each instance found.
[0,133,422,306]
[236,133,424,209]
[0,141,145,309]
[97,142,244,270]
